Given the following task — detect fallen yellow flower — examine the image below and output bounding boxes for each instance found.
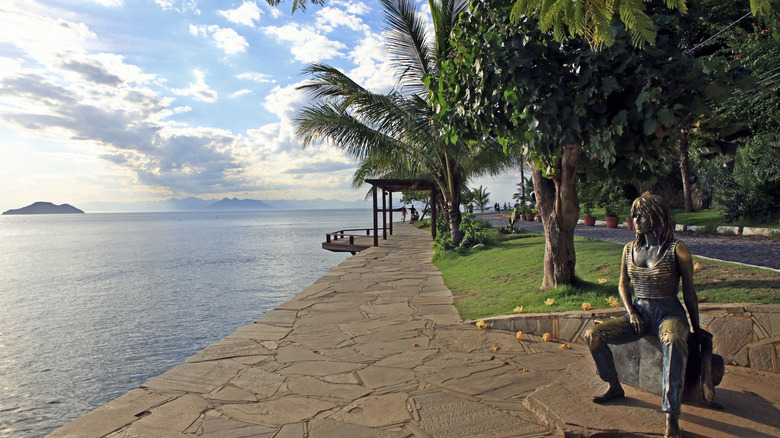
[513,305,524,313]
[694,262,702,270]
[545,298,555,306]
[542,332,552,342]
[559,344,571,349]
[412,343,419,347]
[491,344,501,351]
[598,278,608,284]
[516,331,526,341]
[581,302,592,311]
[475,320,487,329]
[606,296,621,308]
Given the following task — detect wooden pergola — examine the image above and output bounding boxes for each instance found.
[322,178,438,253]
[365,178,438,246]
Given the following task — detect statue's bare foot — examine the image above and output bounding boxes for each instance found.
[592,382,624,404]
[664,413,680,438]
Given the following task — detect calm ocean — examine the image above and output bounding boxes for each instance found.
[0,209,373,437]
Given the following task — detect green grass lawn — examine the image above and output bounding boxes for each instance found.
[435,230,780,321]
[581,205,776,228]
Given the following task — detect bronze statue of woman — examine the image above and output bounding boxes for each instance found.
[584,194,700,438]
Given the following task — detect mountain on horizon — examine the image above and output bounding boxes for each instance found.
[77,196,372,212]
[205,197,273,211]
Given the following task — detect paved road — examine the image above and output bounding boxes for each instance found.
[481,213,779,271]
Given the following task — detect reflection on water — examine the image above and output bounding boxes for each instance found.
[0,209,370,436]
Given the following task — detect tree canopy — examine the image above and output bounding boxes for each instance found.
[509,0,774,49]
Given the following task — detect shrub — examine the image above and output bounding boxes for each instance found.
[716,135,780,223]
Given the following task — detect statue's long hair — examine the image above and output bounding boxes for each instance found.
[630,194,674,252]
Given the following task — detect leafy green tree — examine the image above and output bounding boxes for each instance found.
[294,0,511,246]
[508,0,773,49]
[434,0,714,289]
[471,185,490,212]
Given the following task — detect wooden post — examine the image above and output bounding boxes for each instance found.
[430,187,437,240]
[372,184,378,247]
[382,189,387,240]
[389,191,393,235]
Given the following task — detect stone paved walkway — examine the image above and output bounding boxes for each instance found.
[51,225,583,438]
[50,224,780,438]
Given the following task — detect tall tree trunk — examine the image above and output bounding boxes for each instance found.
[533,142,581,290]
[680,129,694,213]
[520,160,526,204]
[448,204,463,245]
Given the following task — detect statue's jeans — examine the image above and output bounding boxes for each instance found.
[585,298,690,414]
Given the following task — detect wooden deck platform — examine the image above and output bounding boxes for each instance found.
[322,229,376,253]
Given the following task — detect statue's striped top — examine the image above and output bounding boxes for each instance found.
[627,240,681,299]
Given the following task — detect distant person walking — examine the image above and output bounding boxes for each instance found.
[401,206,407,223]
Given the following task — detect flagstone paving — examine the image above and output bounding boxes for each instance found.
[51,225,578,437]
[50,224,780,437]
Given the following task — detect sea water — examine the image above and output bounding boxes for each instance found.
[0,209,373,437]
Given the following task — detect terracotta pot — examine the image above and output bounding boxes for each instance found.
[605,216,619,229]
[626,217,634,230]
[583,215,596,226]
[525,214,535,221]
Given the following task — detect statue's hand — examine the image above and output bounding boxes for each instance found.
[629,312,643,336]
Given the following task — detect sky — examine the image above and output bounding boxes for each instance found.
[0,0,522,212]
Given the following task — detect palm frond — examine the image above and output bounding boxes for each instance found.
[382,0,434,96]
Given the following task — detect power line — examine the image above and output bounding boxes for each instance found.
[688,11,753,54]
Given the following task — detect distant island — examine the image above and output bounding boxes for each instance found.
[3,202,85,215]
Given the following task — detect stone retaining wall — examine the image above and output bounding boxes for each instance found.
[477,303,780,374]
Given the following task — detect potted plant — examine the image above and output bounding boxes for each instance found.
[604,203,619,229]
[583,203,596,226]
[525,206,535,221]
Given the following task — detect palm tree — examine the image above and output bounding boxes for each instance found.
[294,0,511,245]
[471,185,490,212]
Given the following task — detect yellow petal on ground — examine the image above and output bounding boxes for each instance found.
[542,332,552,342]
[581,302,592,311]
[491,344,500,351]
[522,368,529,372]
[559,344,571,349]
[513,305,524,313]
[516,331,526,341]
[412,343,419,347]
[501,360,508,365]
[598,278,608,284]
[475,320,487,329]
[545,298,555,306]
[606,296,621,307]
[694,262,702,270]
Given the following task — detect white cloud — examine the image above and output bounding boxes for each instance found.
[231,89,253,98]
[173,105,191,113]
[315,6,369,33]
[237,72,275,83]
[0,4,96,66]
[218,1,263,27]
[171,69,217,102]
[346,33,394,93]
[262,23,346,63]
[189,24,248,55]
[268,7,282,19]
[154,0,200,14]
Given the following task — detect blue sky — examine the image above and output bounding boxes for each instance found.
[0,0,522,211]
